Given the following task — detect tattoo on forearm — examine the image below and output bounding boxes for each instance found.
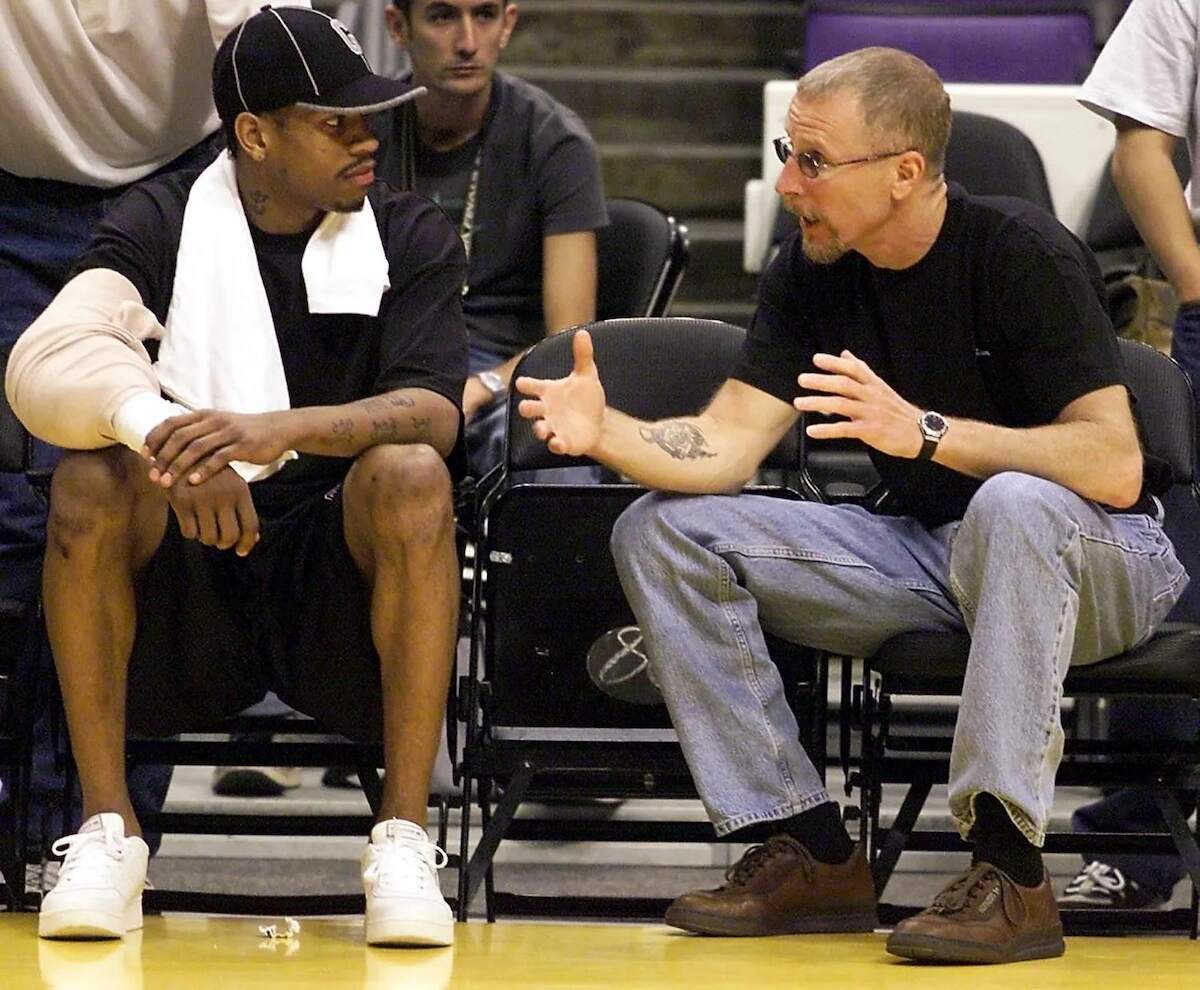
[246,190,269,217]
[369,417,397,443]
[638,422,718,460]
[331,418,355,447]
[411,416,434,445]
[365,393,416,413]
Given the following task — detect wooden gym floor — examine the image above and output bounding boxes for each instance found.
[2,914,1198,989]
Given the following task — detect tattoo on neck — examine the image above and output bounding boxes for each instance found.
[246,190,269,217]
[639,422,717,460]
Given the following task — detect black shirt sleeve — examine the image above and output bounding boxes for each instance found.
[732,234,821,403]
[983,215,1123,425]
[71,173,190,322]
[373,191,469,409]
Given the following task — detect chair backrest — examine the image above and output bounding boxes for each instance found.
[1118,337,1196,486]
[1085,144,1191,255]
[944,110,1054,213]
[803,1,1096,83]
[595,198,689,321]
[506,317,797,473]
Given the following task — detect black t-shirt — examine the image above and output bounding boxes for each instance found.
[74,166,469,506]
[734,183,1162,527]
[376,72,608,357]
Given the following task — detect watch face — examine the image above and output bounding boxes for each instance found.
[922,412,947,433]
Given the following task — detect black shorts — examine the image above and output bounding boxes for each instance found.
[126,482,384,740]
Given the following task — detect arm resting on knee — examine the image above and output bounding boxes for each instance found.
[5,268,180,451]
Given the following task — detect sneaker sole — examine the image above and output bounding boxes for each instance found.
[664,906,877,937]
[366,918,454,947]
[885,930,1065,964]
[39,899,143,940]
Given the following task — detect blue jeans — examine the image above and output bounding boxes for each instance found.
[1171,302,1200,404]
[612,472,1187,844]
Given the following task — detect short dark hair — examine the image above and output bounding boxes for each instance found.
[391,1,412,14]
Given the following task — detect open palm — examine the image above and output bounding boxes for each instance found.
[514,330,607,456]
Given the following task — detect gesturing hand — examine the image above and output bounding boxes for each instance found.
[144,410,287,487]
[793,350,924,459]
[514,330,607,457]
[167,465,260,556]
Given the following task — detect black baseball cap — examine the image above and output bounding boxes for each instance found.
[212,5,423,122]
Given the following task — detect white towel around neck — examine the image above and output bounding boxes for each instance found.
[157,154,390,481]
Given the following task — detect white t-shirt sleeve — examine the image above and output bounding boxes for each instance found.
[203,0,312,48]
[1079,0,1198,138]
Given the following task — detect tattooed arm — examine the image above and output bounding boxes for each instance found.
[515,330,797,494]
[143,387,459,488]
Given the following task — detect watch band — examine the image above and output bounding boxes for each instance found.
[476,370,506,398]
[917,436,938,461]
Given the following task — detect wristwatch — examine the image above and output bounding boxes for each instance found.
[476,370,506,399]
[916,410,949,461]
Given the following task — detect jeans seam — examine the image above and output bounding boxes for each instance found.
[714,552,800,802]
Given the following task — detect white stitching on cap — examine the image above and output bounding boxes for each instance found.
[268,7,321,98]
[231,20,251,111]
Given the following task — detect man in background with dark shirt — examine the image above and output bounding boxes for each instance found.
[515,47,1186,964]
[377,0,607,477]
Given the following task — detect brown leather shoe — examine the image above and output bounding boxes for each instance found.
[664,836,877,936]
[886,862,1065,964]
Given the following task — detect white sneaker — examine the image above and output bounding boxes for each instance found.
[38,813,148,940]
[361,819,454,947]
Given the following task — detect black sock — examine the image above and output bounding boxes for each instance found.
[968,793,1044,887]
[733,801,855,864]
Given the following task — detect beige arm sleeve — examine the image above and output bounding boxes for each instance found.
[5,268,164,450]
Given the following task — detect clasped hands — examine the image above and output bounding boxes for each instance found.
[140,410,287,556]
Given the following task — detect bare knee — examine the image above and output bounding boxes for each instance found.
[48,447,156,559]
[344,443,453,541]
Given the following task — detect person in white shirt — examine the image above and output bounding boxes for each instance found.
[1074,0,1200,913]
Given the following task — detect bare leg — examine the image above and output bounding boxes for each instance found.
[44,447,167,837]
[342,444,457,827]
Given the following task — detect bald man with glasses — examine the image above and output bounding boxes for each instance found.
[514,47,1185,965]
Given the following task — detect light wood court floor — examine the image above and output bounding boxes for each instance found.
[2,914,1198,989]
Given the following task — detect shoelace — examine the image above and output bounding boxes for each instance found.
[722,836,813,889]
[928,864,1005,918]
[50,828,123,887]
[1064,861,1127,896]
[365,838,449,893]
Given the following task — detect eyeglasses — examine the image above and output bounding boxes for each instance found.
[773,135,910,179]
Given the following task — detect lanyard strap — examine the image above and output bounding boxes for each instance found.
[458,148,483,297]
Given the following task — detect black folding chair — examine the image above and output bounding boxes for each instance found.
[456,317,825,921]
[834,338,1200,937]
[595,197,689,321]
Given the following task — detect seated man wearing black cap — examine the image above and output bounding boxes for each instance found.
[7,6,465,948]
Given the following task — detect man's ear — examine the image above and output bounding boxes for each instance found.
[892,149,927,202]
[499,3,519,49]
[384,4,408,45]
[235,112,269,162]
